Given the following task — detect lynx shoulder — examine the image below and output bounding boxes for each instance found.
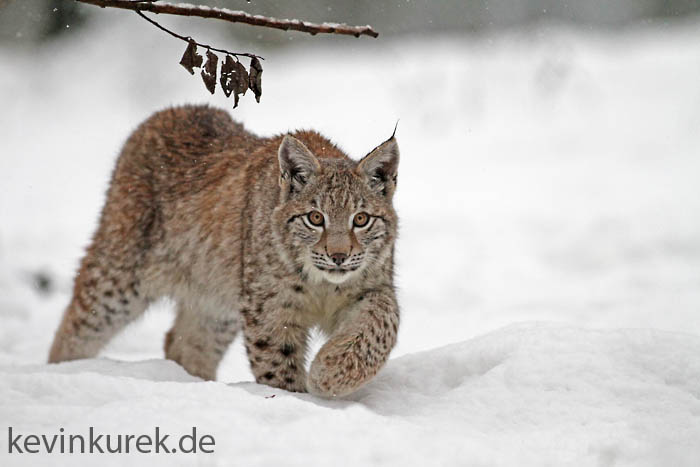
[49,104,400,398]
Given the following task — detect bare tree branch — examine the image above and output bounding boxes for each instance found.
[75,0,380,38]
[70,0,379,109]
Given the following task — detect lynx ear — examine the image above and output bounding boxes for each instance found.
[357,137,399,197]
[278,135,320,193]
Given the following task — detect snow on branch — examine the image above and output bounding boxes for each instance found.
[76,0,380,38]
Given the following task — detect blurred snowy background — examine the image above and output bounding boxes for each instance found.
[1,1,700,465]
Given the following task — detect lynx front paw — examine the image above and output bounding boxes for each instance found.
[307,339,376,398]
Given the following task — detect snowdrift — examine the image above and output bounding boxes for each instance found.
[2,323,699,466]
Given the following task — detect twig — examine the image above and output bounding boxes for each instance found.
[75,0,380,38]
[135,10,262,59]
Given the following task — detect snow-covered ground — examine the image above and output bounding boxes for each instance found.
[1,10,700,466]
[3,323,699,466]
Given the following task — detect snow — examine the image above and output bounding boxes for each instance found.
[2,324,700,465]
[2,10,700,466]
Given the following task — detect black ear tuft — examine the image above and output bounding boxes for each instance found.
[278,135,320,194]
[356,137,400,197]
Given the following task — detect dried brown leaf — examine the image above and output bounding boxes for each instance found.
[248,56,263,103]
[233,60,249,96]
[230,59,249,109]
[201,50,218,95]
[179,39,203,75]
[220,55,235,97]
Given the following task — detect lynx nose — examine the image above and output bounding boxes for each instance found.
[330,253,347,266]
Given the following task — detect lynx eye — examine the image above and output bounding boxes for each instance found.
[353,212,370,228]
[307,210,325,227]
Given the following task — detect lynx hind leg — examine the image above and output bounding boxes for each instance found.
[48,254,150,363]
[49,169,158,363]
[164,301,241,380]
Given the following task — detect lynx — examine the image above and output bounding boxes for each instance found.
[48,105,400,398]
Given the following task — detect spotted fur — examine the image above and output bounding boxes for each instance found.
[48,105,400,398]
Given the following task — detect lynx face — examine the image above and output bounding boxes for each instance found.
[273,135,399,285]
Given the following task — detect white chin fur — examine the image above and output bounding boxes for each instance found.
[321,270,354,284]
[303,260,357,285]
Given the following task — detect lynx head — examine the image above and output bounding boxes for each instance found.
[272,133,399,285]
